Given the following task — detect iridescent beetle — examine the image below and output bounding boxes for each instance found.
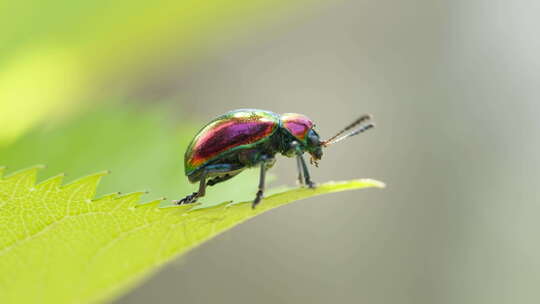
[175,109,374,208]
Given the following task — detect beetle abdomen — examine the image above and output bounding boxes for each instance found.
[184,109,280,176]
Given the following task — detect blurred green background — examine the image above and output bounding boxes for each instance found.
[1,0,539,303]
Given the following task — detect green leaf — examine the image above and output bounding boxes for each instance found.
[0,166,384,304]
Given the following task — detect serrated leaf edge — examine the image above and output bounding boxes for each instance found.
[1,166,385,215]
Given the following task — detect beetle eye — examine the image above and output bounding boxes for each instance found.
[307,129,320,146]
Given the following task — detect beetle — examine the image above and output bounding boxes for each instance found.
[174,109,374,208]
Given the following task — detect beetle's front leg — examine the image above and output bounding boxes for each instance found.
[290,141,316,188]
[297,154,316,188]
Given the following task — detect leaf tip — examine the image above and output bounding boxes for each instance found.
[358,178,386,188]
[62,170,111,190]
[117,191,145,200]
[37,173,66,187]
[2,165,46,182]
[136,196,170,209]
[92,192,121,202]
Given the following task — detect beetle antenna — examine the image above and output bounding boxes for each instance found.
[323,123,374,146]
[322,115,374,146]
[322,114,371,145]
[336,122,375,143]
[322,122,375,146]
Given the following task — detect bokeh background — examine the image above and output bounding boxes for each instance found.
[1,0,539,303]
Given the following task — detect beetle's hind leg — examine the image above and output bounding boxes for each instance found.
[175,164,245,205]
[175,192,198,205]
[175,171,208,205]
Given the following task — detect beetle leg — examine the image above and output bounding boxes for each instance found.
[207,174,234,186]
[290,141,305,186]
[298,154,316,189]
[291,140,315,188]
[295,155,305,186]
[175,170,208,205]
[252,156,271,209]
[197,171,207,197]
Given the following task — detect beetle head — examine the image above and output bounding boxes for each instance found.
[281,113,323,165]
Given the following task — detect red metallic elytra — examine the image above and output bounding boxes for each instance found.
[176,109,374,208]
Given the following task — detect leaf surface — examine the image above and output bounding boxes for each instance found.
[0,166,383,303]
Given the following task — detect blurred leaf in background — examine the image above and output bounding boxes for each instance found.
[0,0,320,145]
